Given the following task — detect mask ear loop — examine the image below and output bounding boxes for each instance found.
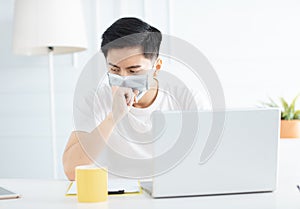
[153,76,159,89]
[152,66,159,89]
[153,76,159,95]
[152,68,159,102]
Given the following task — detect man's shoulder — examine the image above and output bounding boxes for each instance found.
[158,79,208,110]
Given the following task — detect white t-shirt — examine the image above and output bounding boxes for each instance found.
[73,75,207,160]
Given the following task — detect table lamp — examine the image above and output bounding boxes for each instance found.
[12,0,88,179]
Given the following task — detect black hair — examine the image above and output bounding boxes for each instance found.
[101,17,162,60]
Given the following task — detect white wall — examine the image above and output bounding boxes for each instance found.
[0,0,99,179]
[0,0,299,179]
[170,0,300,106]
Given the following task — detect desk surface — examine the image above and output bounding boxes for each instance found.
[1,139,300,209]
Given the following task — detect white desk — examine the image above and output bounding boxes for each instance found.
[1,139,300,209]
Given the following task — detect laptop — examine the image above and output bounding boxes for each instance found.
[140,108,280,198]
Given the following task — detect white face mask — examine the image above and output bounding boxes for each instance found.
[107,72,150,100]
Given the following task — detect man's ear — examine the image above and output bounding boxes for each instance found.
[154,58,162,70]
[152,58,162,77]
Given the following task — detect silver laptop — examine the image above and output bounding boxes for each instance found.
[140,108,280,198]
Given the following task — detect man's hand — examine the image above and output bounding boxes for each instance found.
[111,86,139,123]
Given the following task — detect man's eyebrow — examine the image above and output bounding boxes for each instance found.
[125,65,141,69]
[108,63,120,68]
[108,63,141,69]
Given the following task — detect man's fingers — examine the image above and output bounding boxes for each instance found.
[133,89,139,96]
[125,92,131,104]
[126,91,135,106]
[120,87,134,106]
[111,86,138,106]
[133,90,139,103]
[128,94,136,106]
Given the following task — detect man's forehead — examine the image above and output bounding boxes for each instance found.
[106,46,145,64]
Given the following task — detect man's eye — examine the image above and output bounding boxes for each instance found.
[111,68,118,72]
[130,70,138,74]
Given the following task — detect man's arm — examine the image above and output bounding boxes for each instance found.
[63,112,115,180]
[63,87,137,180]
[63,131,91,181]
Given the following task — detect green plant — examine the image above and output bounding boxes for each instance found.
[261,94,300,120]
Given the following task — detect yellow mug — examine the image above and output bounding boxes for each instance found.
[75,165,108,203]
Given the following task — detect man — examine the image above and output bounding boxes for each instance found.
[63,17,203,180]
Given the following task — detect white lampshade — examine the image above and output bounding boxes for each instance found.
[13,0,88,55]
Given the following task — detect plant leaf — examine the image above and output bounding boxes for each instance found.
[294,110,300,119]
[279,97,289,112]
[259,97,279,108]
[268,97,279,107]
[290,93,300,113]
[261,102,277,107]
[287,112,294,120]
[282,112,288,119]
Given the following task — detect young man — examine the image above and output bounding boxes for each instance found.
[63,17,203,180]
